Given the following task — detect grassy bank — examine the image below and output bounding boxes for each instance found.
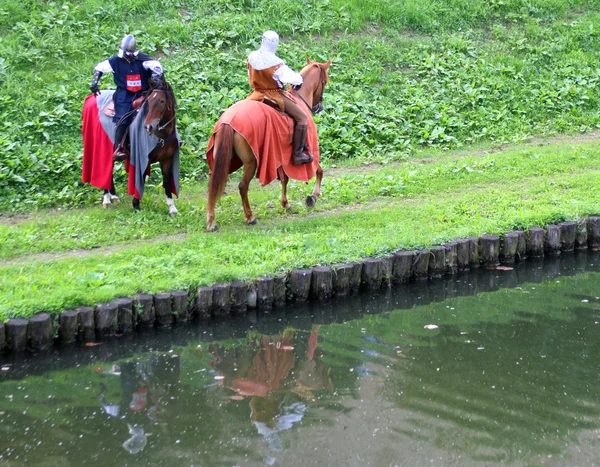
[1,139,600,320]
[2,0,600,209]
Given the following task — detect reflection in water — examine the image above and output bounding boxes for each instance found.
[210,328,333,454]
[1,253,600,466]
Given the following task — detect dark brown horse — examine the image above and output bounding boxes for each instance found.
[206,59,331,231]
[102,79,179,214]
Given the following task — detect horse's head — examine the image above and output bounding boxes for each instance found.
[144,80,176,135]
[298,58,331,115]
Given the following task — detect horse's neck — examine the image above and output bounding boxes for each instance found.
[298,70,318,108]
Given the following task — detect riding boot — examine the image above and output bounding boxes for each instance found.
[292,124,313,165]
[113,123,129,162]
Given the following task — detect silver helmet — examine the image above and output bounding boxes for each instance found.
[260,30,279,54]
[118,34,137,60]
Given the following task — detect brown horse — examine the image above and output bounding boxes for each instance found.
[137,78,179,214]
[206,59,331,231]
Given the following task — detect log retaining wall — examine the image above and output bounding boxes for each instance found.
[2,216,600,355]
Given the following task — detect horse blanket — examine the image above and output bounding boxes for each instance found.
[81,91,180,200]
[205,97,319,186]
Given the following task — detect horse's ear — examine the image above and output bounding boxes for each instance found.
[323,59,332,70]
[306,56,312,65]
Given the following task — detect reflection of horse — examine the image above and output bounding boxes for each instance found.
[205,59,331,231]
[81,78,180,215]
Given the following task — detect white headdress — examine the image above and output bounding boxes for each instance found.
[247,30,284,70]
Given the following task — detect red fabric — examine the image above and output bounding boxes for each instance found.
[81,94,114,190]
[206,97,319,186]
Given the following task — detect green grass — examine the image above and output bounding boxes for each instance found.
[3,0,600,208]
[2,139,600,320]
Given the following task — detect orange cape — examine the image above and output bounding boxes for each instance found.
[206,97,319,185]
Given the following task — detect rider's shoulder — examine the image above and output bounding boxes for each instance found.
[136,52,156,62]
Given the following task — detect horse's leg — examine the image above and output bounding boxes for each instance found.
[102,189,112,208]
[160,159,178,216]
[306,164,324,209]
[109,178,120,202]
[233,133,258,225]
[277,166,291,210]
[207,126,234,231]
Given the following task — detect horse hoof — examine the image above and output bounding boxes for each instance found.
[110,195,120,203]
[207,224,219,232]
[247,218,258,225]
[283,203,291,210]
[305,195,317,209]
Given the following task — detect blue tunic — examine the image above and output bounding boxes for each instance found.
[108,52,154,124]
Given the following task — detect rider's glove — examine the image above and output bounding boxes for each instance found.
[90,70,103,96]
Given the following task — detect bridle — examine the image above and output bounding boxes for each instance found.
[145,85,178,146]
[296,64,327,115]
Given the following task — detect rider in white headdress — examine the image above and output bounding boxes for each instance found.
[247,31,313,165]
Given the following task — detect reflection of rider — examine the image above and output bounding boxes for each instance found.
[247,31,314,166]
[96,353,180,455]
[212,328,332,451]
[90,34,164,162]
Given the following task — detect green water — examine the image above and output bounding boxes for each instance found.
[1,254,600,466]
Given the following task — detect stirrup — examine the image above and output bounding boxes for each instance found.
[113,151,127,162]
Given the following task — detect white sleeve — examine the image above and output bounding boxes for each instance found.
[142,60,163,77]
[273,64,303,87]
[94,60,113,73]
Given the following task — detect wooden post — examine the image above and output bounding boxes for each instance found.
[413,249,430,280]
[28,313,53,352]
[246,283,257,309]
[288,269,312,301]
[212,283,232,316]
[154,293,174,327]
[76,306,95,342]
[392,250,413,283]
[349,262,363,291]
[545,224,561,255]
[444,242,458,275]
[479,234,500,266]
[467,237,480,268]
[59,310,78,345]
[311,266,333,300]
[332,263,353,296]
[381,255,393,288]
[428,247,446,278]
[587,216,600,248]
[0,322,5,352]
[501,232,520,264]
[273,273,287,307]
[95,302,118,337]
[195,286,213,319]
[114,298,134,333]
[361,258,384,290]
[134,293,155,327]
[576,219,588,250]
[230,282,248,313]
[6,319,28,352]
[526,228,545,257]
[256,276,274,309]
[172,290,189,321]
[514,230,527,260]
[455,239,471,271]
[559,221,577,251]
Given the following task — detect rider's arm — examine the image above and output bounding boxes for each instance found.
[273,64,303,87]
[94,60,114,74]
[142,60,164,79]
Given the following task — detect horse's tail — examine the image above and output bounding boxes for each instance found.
[208,124,233,208]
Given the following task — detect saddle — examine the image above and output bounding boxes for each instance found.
[101,96,145,118]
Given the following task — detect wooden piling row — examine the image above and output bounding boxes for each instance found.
[3,217,600,354]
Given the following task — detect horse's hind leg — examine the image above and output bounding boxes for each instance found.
[233,133,257,225]
[306,164,323,208]
[160,159,178,216]
[278,167,291,210]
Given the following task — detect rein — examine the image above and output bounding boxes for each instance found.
[146,85,177,145]
[296,65,326,115]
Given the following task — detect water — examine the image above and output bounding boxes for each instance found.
[1,252,600,466]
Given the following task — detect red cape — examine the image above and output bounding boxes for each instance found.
[206,98,319,185]
[81,94,114,190]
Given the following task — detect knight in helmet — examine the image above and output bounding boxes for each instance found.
[90,34,164,161]
[247,31,313,165]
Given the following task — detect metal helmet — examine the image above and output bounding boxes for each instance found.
[118,34,137,60]
[260,30,279,54]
